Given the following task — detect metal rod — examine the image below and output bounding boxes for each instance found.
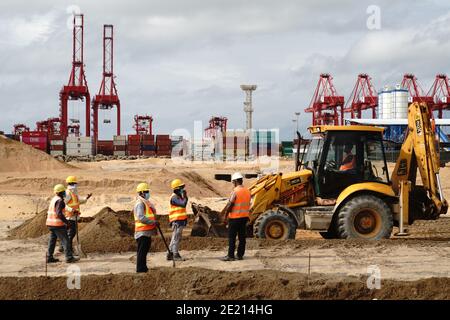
[157,224,175,268]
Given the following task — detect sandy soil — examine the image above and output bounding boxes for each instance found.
[0,142,449,299]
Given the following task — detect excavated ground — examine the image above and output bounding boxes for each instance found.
[0,267,449,300]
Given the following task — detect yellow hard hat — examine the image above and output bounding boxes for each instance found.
[66,176,77,184]
[171,179,185,190]
[54,184,66,194]
[136,182,150,193]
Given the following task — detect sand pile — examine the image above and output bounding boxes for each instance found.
[8,209,95,240]
[8,210,49,239]
[0,135,72,173]
[0,267,449,300]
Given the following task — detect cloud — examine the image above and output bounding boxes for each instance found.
[0,0,449,140]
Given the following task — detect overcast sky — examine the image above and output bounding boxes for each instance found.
[0,0,449,139]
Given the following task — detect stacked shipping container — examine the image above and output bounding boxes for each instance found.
[141,134,156,157]
[96,140,114,156]
[113,135,127,156]
[49,134,64,156]
[127,134,141,156]
[156,134,171,157]
[21,131,48,152]
[66,137,93,156]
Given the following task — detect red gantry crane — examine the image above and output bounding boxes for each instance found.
[13,124,29,136]
[133,115,153,135]
[401,74,434,105]
[344,74,378,119]
[59,13,90,138]
[305,73,345,125]
[427,74,450,119]
[92,24,121,143]
[204,116,228,138]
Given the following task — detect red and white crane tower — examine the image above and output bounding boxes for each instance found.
[427,74,450,119]
[36,118,63,136]
[133,115,153,135]
[305,73,345,125]
[401,74,433,105]
[92,24,121,143]
[13,124,29,136]
[59,13,91,138]
[204,116,228,138]
[344,74,378,119]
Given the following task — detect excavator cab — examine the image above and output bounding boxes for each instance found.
[304,126,390,199]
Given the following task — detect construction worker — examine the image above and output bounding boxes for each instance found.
[221,172,251,261]
[168,179,188,261]
[339,144,356,171]
[59,176,92,254]
[133,183,159,273]
[46,184,79,263]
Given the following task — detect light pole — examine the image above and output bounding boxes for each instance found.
[292,119,297,140]
[294,112,300,134]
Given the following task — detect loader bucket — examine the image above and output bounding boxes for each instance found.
[191,203,228,237]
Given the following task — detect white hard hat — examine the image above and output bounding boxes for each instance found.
[231,172,244,181]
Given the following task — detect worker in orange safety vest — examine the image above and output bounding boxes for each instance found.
[221,172,251,261]
[339,144,356,171]
[46,184,79,263]
[167,179,188,261]
[133,182,159,273]
[58,176,92,255]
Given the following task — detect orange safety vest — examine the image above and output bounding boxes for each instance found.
[66,189,80,217]
[339,153,356,171]
[134,199,156,232]
[229,186,251,219]
[46,196,66,227]
[169,194,188,222]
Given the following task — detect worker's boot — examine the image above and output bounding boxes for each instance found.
[173,253,184,261]
[166,252,173,261]
[47,256,60,263]
[66,256,80,263]
[221,256,235,262]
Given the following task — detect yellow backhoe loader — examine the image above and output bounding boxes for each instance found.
[191,102,448,240]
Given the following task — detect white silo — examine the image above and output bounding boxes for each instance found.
[392,85,409,119]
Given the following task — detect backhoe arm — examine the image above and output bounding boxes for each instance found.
[391,102,448,218]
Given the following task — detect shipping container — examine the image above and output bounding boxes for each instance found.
[142,145,156,151]
[127,150,141,156]
[113,135,127,141]
[113,145,127,152]
[50,150,64,156]
[142,150,156,156]
[66,136,92,143]
[50,145,64,151]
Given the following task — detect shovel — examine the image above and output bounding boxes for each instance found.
[156,224,175,268]
[75,215,87,258]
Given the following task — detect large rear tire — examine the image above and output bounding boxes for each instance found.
[337,195,393,240]
[253,210,296,240]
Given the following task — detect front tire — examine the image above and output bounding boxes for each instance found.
[253,210,296,240]
[337,195,393,240]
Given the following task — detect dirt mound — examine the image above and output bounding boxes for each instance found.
[0,268,448,300]
[76,207,228,253]
[0,135,72,173]
[8,210,49,239]
[78,207,135,253]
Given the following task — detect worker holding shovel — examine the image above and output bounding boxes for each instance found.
[133,183,159,273]
[59,176,92,256]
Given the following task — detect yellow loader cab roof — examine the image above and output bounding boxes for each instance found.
[308,125,384,134]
